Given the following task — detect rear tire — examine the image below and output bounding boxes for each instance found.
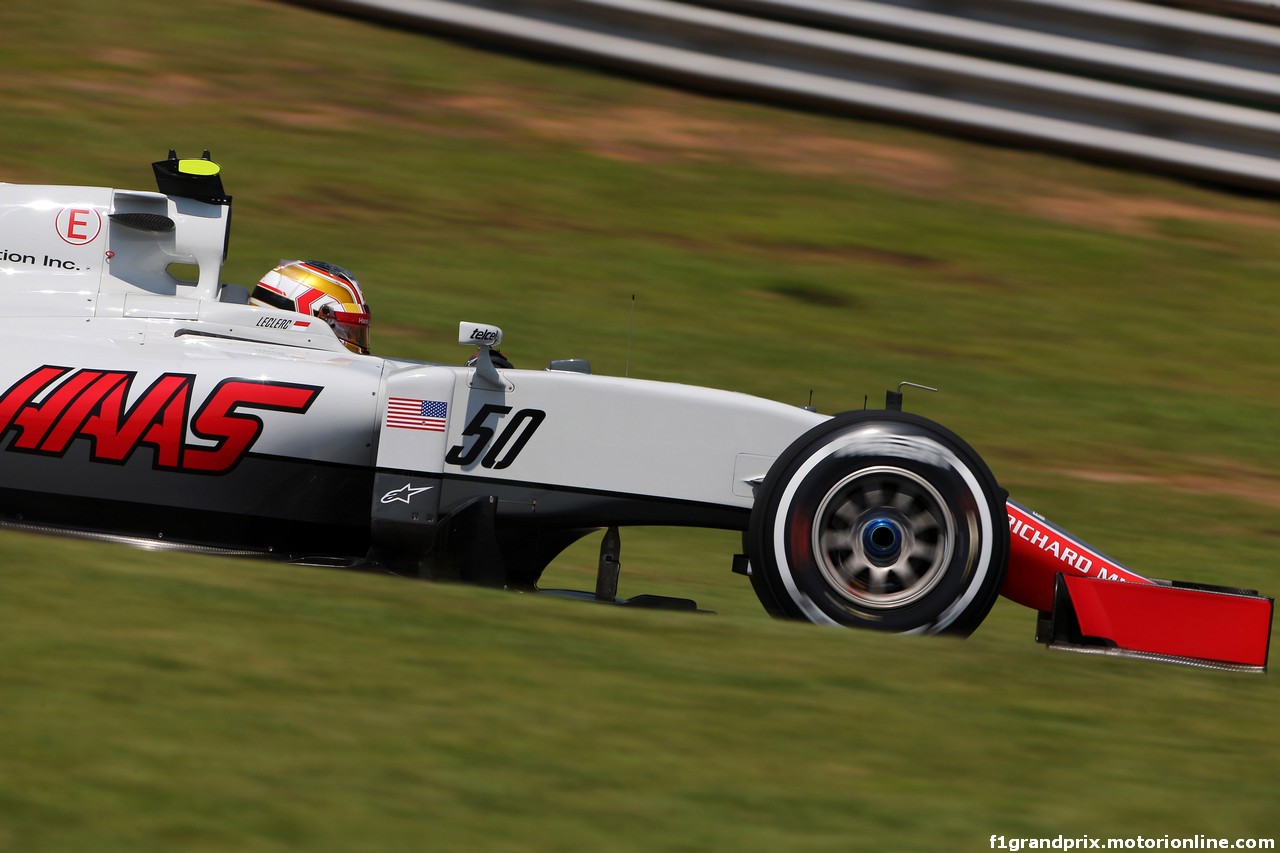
[747,410,1008,636]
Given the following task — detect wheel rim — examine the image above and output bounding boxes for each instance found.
[810,466,955,609]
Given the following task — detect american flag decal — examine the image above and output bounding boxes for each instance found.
[386,397,448,432]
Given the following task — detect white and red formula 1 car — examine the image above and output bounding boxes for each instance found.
[0,154,1271,671]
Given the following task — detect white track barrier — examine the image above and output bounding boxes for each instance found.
[290,0,1280,193]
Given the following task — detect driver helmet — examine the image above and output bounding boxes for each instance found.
[250,260,371,354]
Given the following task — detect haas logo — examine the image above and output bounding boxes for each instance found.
[0,366,321,474]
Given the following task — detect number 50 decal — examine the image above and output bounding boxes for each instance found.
[445,404,546,470]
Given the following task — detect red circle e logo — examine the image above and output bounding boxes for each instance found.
[56,207,102,245]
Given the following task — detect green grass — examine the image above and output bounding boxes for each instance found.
[2,535,1276,851]
[2,0,1279,849]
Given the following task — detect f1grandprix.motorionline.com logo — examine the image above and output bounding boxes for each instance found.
[0,365,321,474]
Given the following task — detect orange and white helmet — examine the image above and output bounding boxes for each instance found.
[251,260,371,354]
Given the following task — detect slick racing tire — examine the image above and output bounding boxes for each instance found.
[746,410,1009,636]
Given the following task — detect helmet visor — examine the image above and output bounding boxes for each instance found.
[328,310,370,354]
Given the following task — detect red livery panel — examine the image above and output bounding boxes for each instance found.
[0,366,321,474]
[1002,500,1152,613]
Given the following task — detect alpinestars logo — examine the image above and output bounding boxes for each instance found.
[0,365,322,474]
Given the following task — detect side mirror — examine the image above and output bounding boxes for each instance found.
[458,321,503,348]
[458,321,505,390]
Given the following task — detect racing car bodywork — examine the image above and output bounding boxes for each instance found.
[0,154,1271,671]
